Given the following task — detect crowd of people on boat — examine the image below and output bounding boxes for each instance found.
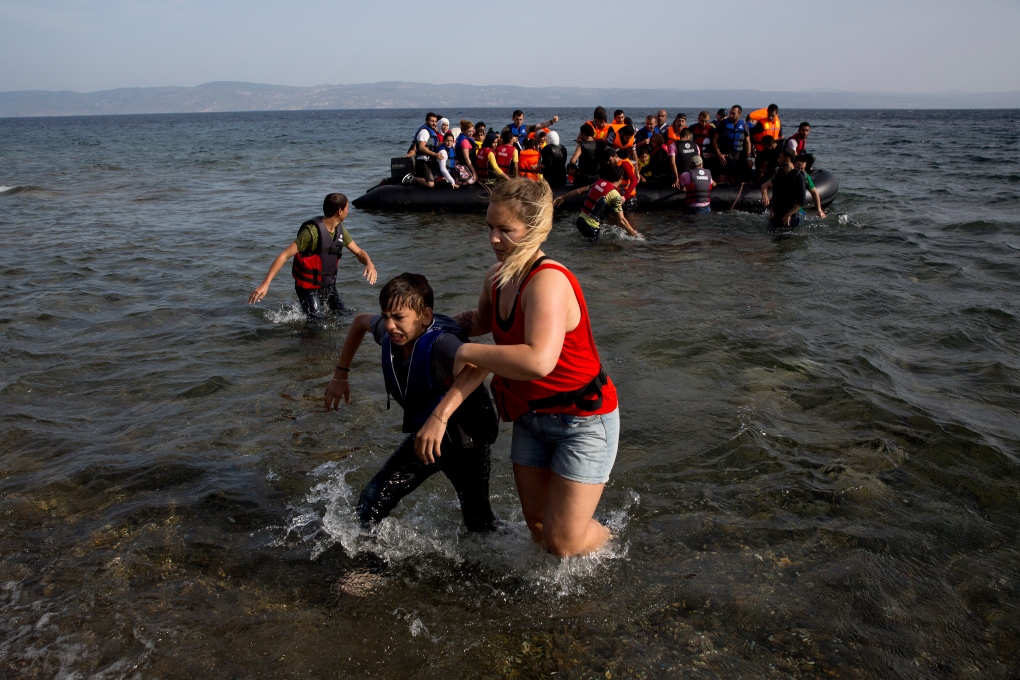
[394,105,825,233]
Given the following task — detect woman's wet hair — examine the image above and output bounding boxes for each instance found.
[323,193,348,217]
[379,273,434,316]
[487,178,554,288]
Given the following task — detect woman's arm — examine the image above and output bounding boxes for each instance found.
[456,268,572,380]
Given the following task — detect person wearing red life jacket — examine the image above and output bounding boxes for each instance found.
[448,178,623,558]
[494,130,520,177]
[554,165,642,241]
[679,155,716,215]
[248,193,377,319]
[688,110,714,156]
[474,132,504,182]
[785,122,814,172]
[609,149,639,211]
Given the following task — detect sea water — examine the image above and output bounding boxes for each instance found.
[1,108,1018,677]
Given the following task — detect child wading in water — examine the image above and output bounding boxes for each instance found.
[324,274,499,531]
[454,178,621,557]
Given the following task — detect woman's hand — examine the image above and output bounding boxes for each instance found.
[324,378,350,411]
[414,414,447,464]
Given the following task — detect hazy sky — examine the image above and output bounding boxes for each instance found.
[2,0,1018,93]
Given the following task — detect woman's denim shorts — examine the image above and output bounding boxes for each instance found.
[509,408,620,484]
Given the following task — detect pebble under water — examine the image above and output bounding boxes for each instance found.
[1,108,1018,678]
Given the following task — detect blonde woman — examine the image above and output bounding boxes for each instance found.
[445,178,620,557]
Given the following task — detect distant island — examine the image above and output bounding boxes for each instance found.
[2,81,1019,117]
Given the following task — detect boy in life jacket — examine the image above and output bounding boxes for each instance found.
[324,273,500,531]
[248,193,377,320]
[553,165,643,241]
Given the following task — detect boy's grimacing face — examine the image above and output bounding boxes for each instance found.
[381,305,432,346]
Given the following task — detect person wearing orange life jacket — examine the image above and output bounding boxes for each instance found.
[495,130,519,177]
[248,193,377,320]
[553,165,642,241]
[748,104,782,154]
[612,109,626,124]
[518,138,543,181]
[584,106,610,141]
[663,113,688,144]
[609,149,639,212]
[474,132,504,182]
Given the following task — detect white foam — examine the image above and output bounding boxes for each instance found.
[294,460,636,597]
[0,185,15,193]
[263,303,310,325]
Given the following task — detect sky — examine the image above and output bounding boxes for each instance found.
[2,0,1019,94]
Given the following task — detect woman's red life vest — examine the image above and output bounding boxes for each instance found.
[495,144,517,175]
[475,147,493,180]
[292,218,342,290]
[489,259,617,422]
[518,148,542,180]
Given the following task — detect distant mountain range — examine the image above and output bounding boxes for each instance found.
[2,81,1018,117]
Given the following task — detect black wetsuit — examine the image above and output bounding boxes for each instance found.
[357,315,499,531]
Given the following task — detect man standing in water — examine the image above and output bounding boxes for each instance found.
[760,150,807,231]
[248,193,377,319]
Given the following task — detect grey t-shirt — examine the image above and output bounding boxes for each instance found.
[370,314,463,391]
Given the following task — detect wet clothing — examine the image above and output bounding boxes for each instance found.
[489,259,619,484]
[357,433,496,531]
[357,314,499,531]
[768,167,807,230]
[490,258,618,422]
[575,180,623,241]
[292,218,352,317]
[680,168,713,208]
[297,285,344,319]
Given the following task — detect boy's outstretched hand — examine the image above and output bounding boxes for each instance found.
[324,378,350,410]
[414,415,446,464]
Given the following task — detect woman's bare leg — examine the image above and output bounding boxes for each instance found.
[541,473,608,558]
[513,464,551,545]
